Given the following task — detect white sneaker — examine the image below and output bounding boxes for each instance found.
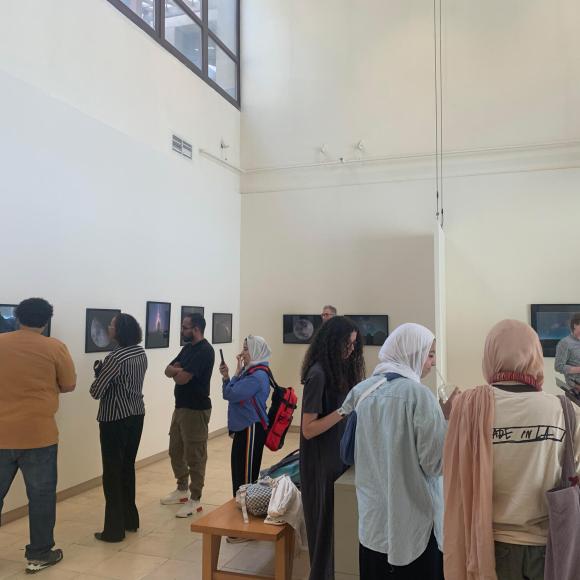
[160,488,189,505]
[176,499,203,518]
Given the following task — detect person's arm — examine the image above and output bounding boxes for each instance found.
[301,411,344,440]
[555,340,569,374]
[439,388,460,420]
[414,390,448,477]
[173,347,213,385]
[300,367,341,440]
[222,373,262,403]
[165,362,182,378]
[554,340,580,375]
[55,343,76,393]
[89,355,120,399]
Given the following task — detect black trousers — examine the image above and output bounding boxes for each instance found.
[359,530,444,580]
[230,422,266,496]
[99,414,144,541]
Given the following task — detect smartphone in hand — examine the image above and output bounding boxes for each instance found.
[219,348,225,365]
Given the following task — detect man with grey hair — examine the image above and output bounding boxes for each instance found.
[321,305,337,322]
[555,312,580,391]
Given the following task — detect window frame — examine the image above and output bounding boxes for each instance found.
[106,0,241,109]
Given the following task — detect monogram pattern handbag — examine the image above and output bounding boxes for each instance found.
[235,478,274,523]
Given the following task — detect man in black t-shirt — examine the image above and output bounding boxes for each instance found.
[161,314,215,518]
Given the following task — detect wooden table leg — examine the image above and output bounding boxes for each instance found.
[275,531,289,580]
[202,533,221,579]
[286,528,295,578]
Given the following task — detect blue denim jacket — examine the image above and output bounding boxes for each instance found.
[222,364,270,432]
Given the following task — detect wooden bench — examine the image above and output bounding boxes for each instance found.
[191,499,295,580]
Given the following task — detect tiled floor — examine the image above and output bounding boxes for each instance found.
[0,432,309,579]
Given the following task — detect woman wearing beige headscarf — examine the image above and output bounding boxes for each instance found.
[443,320,580,580]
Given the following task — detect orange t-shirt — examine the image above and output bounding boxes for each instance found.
[0,329,76,449]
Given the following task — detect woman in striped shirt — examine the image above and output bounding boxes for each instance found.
[90,313,148,543]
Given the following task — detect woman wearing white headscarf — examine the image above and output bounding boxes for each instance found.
[342,323,455,580]
[219,335,271,502]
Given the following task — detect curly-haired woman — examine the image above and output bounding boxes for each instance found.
[299,316,365,580]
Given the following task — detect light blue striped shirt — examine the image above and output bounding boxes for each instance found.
[352,375,447,566]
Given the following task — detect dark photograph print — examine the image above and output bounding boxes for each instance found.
[85,308,120,353]
[346,314,389,346]
[531,304,580,357]
[146,301,171,349]
[283,314,323,344]
[212,313,233,344]
[180,306,205,346]
[0,304,51,336]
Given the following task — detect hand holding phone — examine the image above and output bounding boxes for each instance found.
[219,349,225,365]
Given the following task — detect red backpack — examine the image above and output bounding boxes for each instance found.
[246,365,298,452]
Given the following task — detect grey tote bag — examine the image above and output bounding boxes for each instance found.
[544,395,580,580]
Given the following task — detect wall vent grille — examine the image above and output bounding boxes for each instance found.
[172,135,192,159]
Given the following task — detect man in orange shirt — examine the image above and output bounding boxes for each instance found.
[0,298,76,574]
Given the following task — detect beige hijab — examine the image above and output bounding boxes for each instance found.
[483,319,544,390]
[444,320,546,580]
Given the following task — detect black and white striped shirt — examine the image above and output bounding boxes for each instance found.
[90,345,147,422]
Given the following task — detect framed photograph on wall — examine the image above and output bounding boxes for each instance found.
[346,314,389,346]
[180,305,205,346]
[531,304,580,357]
[212,313,233,344]
[283,314,323,344]
[0,304,51,336]
[85,308,120,353]
[145,301,171,349]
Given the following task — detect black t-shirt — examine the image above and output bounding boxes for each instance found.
[171,339,215,410]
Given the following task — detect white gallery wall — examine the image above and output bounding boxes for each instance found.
[240,183,437,396]
[240,0,580,395]
[0,0,241,513]
[445,169,580,393]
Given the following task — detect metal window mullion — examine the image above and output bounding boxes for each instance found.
[172,0,204,28]
[236,0,240,106]
[207,29,237,63]
[156,0,164,39]
[202,0,209,76]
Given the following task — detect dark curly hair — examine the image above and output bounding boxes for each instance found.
[301,316,365,393]
[113,313,143,347]
[15,298,53,328]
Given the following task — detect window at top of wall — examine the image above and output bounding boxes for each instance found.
[107,0,240,108]
[208,37,237,99]
[165,0,203,70]
[208,0,237,55]
[120,0,155,28]
[182,0,202,19]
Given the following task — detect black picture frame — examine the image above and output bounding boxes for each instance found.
[212,313,233,344]
[346,314,389,346]
[0,304,51,337]
[283,314,323,345]
[180,305,205,346]
[85,308,121,353]
[530,304,580,357]
[145,301,172,349]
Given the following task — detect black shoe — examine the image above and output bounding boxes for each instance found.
[94,532,124,543]
[25,548,63,574]
[125,528,138,533]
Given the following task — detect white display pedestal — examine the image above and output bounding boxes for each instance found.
[334,466,360,579]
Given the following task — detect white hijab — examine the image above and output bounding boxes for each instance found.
[245,335,272,367]
[373,323,435,383]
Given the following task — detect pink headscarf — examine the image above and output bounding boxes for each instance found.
[482,319,544,390]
